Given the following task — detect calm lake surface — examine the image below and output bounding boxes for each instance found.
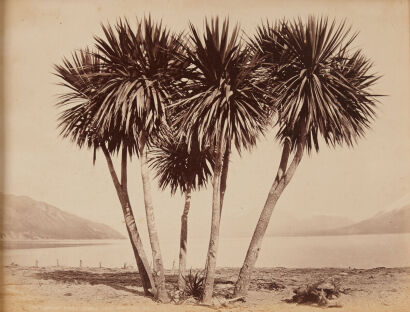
[3,233,410,269]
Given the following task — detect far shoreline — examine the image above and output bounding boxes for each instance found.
[2,239,127,250]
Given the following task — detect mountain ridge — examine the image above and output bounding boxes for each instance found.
[220,201,410,237]
[309,204,410,236]
[1,194,125,240]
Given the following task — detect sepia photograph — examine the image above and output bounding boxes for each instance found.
[1,0,409,311]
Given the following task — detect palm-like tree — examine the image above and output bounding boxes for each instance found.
[88,17,184,302]
[149,130,214,290]
[54,49,155,296]
[234,16,380,297]
[174,18,268,303]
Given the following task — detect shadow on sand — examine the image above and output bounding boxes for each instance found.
[35,269,236,298]
[35,270,153,297]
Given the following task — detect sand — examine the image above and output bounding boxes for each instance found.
[2,265,410,312]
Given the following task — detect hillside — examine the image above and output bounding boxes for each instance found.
[220,203,410,237]
[1,194,125,240]
[219,208,354,238]
[313,204,410,236]
[267,214,354,236]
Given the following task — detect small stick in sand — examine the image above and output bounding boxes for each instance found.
[226,296,246,303]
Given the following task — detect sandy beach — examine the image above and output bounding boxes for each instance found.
[2,265,410,312]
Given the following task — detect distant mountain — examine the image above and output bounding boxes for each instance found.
[314,205,410,236]
[1,194,125,240]
[267,214,354,236]
[220,203,410,237]
[220,208,354,238]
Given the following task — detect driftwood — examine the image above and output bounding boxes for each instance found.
[286,278,345,307]
[226,296,246,303]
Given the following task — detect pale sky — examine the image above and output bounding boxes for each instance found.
[3,0,410,247]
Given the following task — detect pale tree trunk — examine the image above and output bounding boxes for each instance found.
[234,123,308,297]
[177,185,192,290]
[138,134,169,302]
[204,145,230,272]
[101,144,155,296]
[220,146,230,213]
[202,137,225,304]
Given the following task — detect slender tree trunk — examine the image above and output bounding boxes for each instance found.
[119,147,155,295]
[138,135,169,302]
[204,146,230,273]
[220,146,230,214]
[202,137,225,304]
[101,144,155,296]
[234,128,307,297]
[178,185,192,290]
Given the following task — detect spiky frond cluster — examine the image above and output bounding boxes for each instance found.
[173,18,269,153]
[183,270,205,299]
[55,17,184,157]
[54,48,104,150]
[56,15,380,165]
[149,130,214,195]
[253,16,379,152]
[91,17,184,153]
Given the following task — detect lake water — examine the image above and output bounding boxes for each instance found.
[3,233,410,269]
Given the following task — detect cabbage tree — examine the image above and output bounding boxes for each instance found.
[174,18,268,303]
[234,17,380,297]
[54,49,155,295]
[85,17,183,302]
[149,131,214,290]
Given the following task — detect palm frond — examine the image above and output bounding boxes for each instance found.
[54,48,103,150]
[54,47,139,157]
[149,128,214,195]
[91,16,185,154]
[252,16,380,152]
[172,17,269,154]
